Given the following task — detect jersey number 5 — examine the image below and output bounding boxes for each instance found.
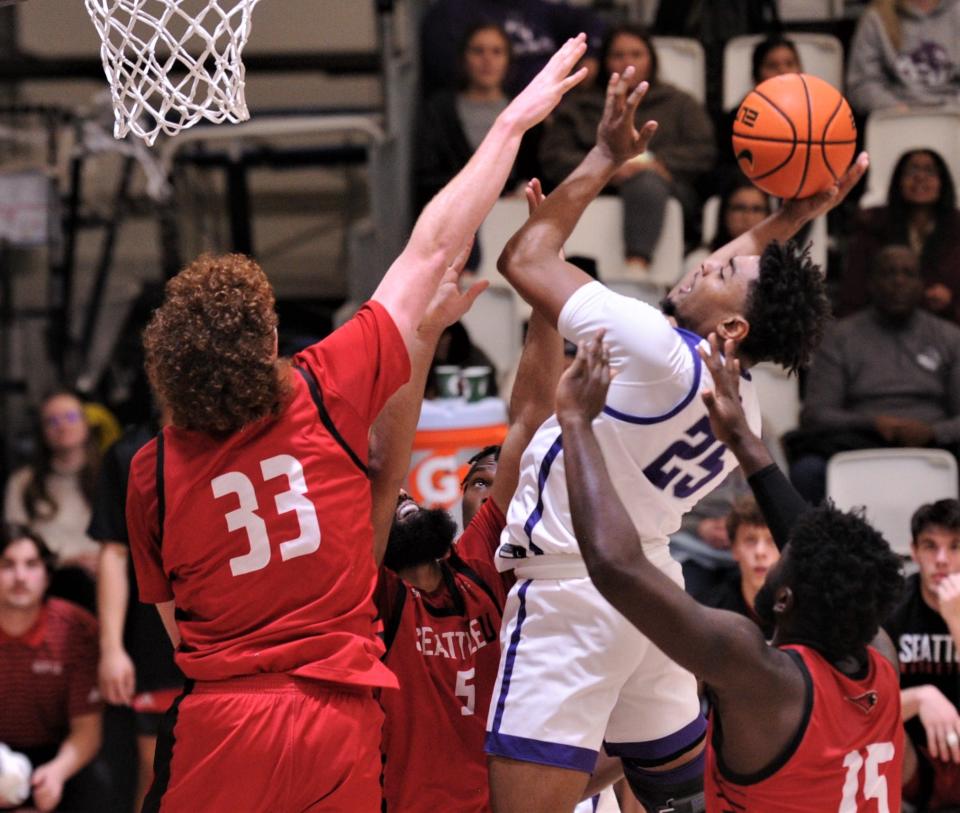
[838,742,895,813]
[212,454,321,577]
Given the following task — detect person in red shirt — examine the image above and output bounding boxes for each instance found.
[368,184,564,812]
[0,525,103,812]
[555,333,905,813]
[125,38,590,813]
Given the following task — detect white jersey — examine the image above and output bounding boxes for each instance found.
[497,281,762,578]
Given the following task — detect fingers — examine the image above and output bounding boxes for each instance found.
[549,33,588,75]
[560,66,590,93]
[835,151,869,201]
[525,178,545,215]
[463,279,489,309]
[636,120,658,151]
[602,71,621,122]
[625,80,649,114]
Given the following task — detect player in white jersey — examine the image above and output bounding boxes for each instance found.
[484,67,869,812]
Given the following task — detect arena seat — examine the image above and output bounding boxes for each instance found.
[652,37,706,104]
[826,449,959,556]
[860,108,960,208]
[459,284,524,389]
[722,32,845,112]
[476,195,685,290]
[777,0,844,21]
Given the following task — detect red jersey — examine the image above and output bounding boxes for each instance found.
[127,302,409,687]
[706,644,902,813]
[377,498,507,813]
[0,598,102,749]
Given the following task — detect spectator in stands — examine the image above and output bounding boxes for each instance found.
[699,494,779,638]
[415,23,537,228]
[93,422,182,812]
[752,34,803,84]
[420,0,604,97]
[4,391,101,612]
[790,243,960,503]
[654,0,781,113]
[884,499,960,811]
[839,148,960,323]
[539,24,716,273]
[847,0,960,115]
[0,525,103,811]
[709,177,773,251]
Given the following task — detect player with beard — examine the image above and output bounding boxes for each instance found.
[369,185,564,813]
[556,332,905,812]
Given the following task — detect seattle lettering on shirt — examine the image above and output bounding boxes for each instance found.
[898,632,960,672]
[414,614,498,660]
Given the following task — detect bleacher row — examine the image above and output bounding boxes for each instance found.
[460,24,960,557]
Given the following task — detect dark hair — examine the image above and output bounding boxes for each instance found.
[457,22,512,91]
[0,524,57,575]
[23,391,100,522]
[911,498,960,540]
[740,241,830,374]
[143,254,290,436]
[710,178,772,251]
[751,35,801,84]
[885,149,958,267]
[461,445,501,490]
[598,23,658,86]
[785,504,903,661]
[726,494,767,543]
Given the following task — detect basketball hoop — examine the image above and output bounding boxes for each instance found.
[83,0,262,146]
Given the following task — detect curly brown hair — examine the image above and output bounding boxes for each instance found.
[143,254,290,436]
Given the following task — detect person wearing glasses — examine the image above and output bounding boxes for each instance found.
[839,148,960,323]
[4,392,101,611]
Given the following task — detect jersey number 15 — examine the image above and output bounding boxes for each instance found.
[212,454,321,577]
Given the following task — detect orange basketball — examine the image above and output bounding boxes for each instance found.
[732,73,857,199]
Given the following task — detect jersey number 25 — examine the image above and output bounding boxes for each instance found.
[212,454,321,577]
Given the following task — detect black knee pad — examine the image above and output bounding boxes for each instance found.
[621,752,706,813]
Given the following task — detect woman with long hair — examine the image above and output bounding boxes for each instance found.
[710,179,774,251]
[847,0,960,114]
[538,23,716,273]
[839,148,960,320]
[4,391,101,609]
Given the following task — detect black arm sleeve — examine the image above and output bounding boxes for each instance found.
[746,464,811,551]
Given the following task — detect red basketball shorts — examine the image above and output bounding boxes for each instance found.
[144,674,384,813]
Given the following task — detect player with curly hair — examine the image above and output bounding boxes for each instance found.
[123,36,592,813]
[483,66,867,813]
[557,333,904,812]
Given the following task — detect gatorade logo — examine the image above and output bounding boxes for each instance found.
[411,454,462,508]
[740,106,759,127]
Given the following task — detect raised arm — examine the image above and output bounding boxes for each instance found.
[369,248,487,564]
[372,36,589,348]
[699,334,809,550]
[498,68,658,326]
[702,152,869,274]
[557,335,777,690]
[488,183,566,513]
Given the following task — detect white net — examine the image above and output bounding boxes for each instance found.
[84,0,262,146]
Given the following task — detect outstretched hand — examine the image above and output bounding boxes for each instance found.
[595,66,658,166]
[699,334,752,448]
[781,151,869,225]
[556,331,614,424]
[504,34,590,131]
[420,238,488,335]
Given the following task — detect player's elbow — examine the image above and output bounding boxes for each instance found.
[497,230,538,283]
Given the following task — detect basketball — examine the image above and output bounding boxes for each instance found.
[732,73,857,200]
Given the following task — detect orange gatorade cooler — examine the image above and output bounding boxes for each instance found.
[408,397,508,527]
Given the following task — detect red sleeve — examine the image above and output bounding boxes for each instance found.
[65,605,103,719]
[126,440,174,604]
[293,301,411,427]
[455,498,506,565]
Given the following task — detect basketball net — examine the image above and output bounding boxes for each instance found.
[83,0,262,146]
